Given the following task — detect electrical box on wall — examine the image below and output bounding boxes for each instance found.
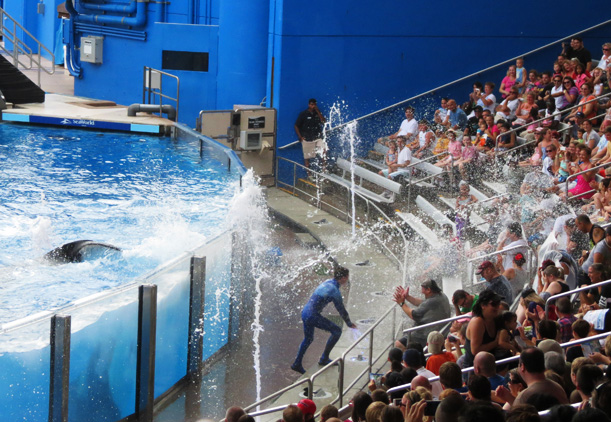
[80,36,103,64]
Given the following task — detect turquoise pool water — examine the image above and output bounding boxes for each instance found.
[0,123,240,324]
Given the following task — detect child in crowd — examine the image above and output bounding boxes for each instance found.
[425,331,456,375]
[497,311,522,355]
[435,129,462,169]
[515,57,527,93]
[475,121,494,153]
[454,131,477,180]
[432,129,449,155]
[380,141,398,179]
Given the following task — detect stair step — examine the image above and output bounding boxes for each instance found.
[0,55,45,104]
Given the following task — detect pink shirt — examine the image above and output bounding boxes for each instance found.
[501,76,517,98]
[448,140,463,159]
[461,145,477,160]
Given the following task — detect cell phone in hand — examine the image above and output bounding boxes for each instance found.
[392,398,402,407]
[424,401,441,416]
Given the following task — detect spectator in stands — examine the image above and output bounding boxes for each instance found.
[463,290,503,369]
[443,99,468,131]
[474,351,509,389]
[548,74,566,112]
[569,357,595,402]
[403,350,443,398]
[320,405,338,422]
[350,392,373,422]
[596,43,611,70]
[515,58,528,92]
[503,253,528,300]
[592,68,607,97]
[496,87,520,122]
[495,347,568,409]
[575,214,606,251]
[514,93,539,129]
[238,415,255,422]
[412,120,435,159]
[453,289,478,315]
[380,406,402,422]
[575,364,605,407]
[573,61,592,90]
[582,119,600,150]
[544,351,571,395]
[226,406,246,422]
[579,263,606,312]
[377,106,418,145]
[500,369,528,410]
[393,279,451,346]
[538,265,569,300]
[581,226,611,282]
[592,129,611,166]
[435,393,466,422]
[476,261,514,303]
[468,82,484,111]
[573,408,611,422]
[282,405,303,422]
[434,98,449,127]
[476,82,497,114]
[496,222,529,273]
[435,129,462,169]
[562,37,593,72]
[425,331,456,375]
[556,297,578,343]
[454,131,478,180]
[558,77,579,112]
[439,361,467,392]
[592,379,611,417]
[380,140,398,178]
[484,114,500,143]
[536,71,554,108]
[498,311,522,355]
[500,66,518,99]
[380,137,412,180]
[433,128,450,155]
[457,402,505,422]
[467,106,484,133]
[525,69,541,96]
[566,319,595,362]
[371,389,390,404]
[468,374,496,404]
[297,399,316,422]
[568,84,599,125]
[491,120,516,155]
[505,404,540,422]
[365,401,386,422]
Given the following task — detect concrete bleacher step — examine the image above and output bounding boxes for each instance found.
[482,181,507,196]
[415,195,456,234]
[358,158,437,189]
[396,211,439,246]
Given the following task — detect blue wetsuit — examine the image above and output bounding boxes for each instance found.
[293,278,353,368]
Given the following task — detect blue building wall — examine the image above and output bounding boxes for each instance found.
[7,1,611,162]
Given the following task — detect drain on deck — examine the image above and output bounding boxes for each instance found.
[357,317,376,325]
[371,291,391,298]
[300,388,332,399]
[353,260,376,267]
[350,354,369,362]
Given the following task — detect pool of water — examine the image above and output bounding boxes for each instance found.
[0,123,240,324]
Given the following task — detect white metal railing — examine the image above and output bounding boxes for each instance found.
[466,245,535,292]
[276,156,409,286]
[143,66,180,121]
[0,7,55,87]
[544,278,611,318]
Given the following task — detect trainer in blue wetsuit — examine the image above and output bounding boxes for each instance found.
[291,266,356,374]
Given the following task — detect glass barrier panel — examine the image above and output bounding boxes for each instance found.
[68,286,140,421]
[0,317,52,421]
[195,233,232,361]
[151,255,191,397]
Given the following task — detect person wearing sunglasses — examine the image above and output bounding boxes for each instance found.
[595,42,611,71]
[463,289,504,369]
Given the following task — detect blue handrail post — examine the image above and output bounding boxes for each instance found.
[49,315,71,422]
[136,285,157,422]
[187,256,206,378]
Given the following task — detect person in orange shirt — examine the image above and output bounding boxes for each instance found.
[425,331,456,375]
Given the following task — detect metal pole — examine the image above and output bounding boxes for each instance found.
[187,257,206,378]
[338,359,344,408]
[136,285,157,422]
[49,315,71,422]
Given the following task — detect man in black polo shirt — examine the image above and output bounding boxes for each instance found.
[562,37,593,72]
[294,98,327,170]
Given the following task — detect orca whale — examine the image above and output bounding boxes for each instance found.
[44,240,122,264]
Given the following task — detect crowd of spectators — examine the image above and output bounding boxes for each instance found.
[224,37,611,422]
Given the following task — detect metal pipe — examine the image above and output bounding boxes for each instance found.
[80,0,137,13]
[402,314,472,334]
[127,103,177,121]
[564,161,611,198]
[74,0,148,27]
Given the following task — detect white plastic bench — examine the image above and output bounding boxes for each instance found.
[396,211,439,247]
[482,181,507,195]
[438,195,489,232]
[325,158,402,204]
[415,195,456,234]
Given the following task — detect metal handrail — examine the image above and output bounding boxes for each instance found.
[326,20,611,133]
[0,6,55,87]
[386,330,611,394]
[467,244,529,263]
[276,156,409,286]
[564,161,611,199]
[544,278,611,318]
[143,66,180,122]
[402,313,472,334]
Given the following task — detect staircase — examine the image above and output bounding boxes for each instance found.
[0,6,54,104]
[0,54,45,103]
